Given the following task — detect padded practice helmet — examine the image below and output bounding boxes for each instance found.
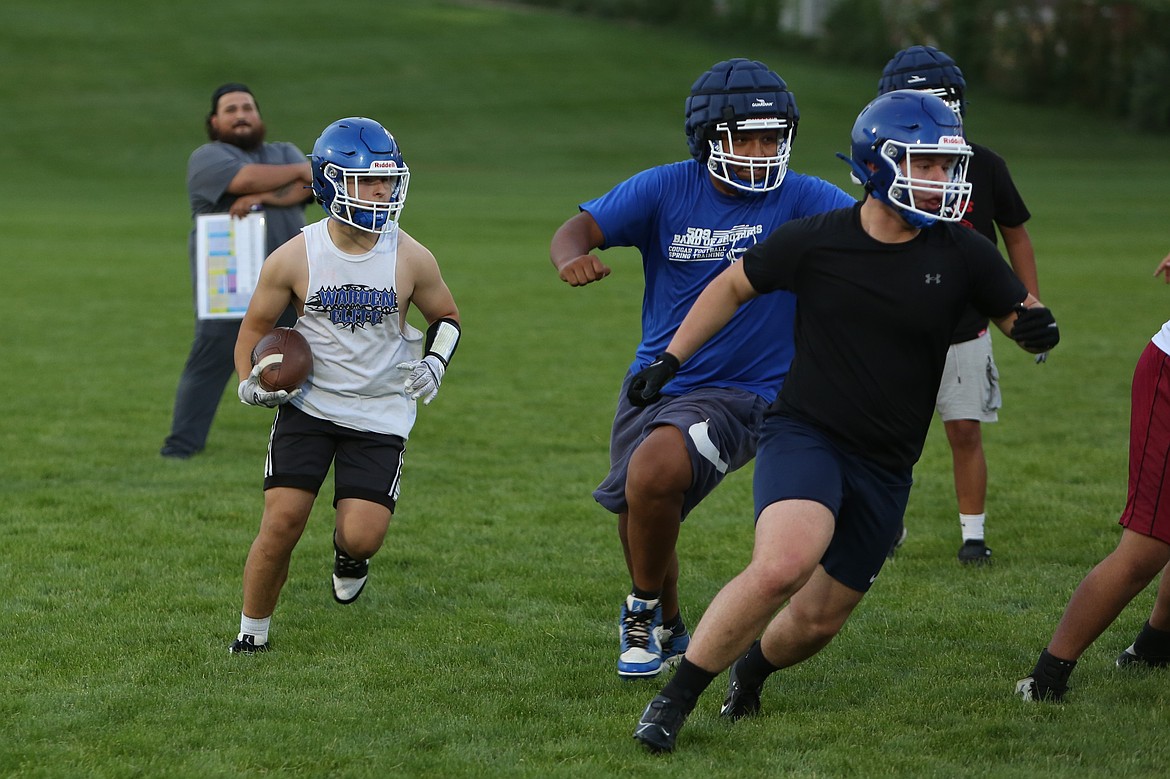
[840,90,972,229]
[311,117,409,233]
[684,58,798,193]
[878,45,967,118]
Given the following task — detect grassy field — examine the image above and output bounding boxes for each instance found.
[3,1,1170,776]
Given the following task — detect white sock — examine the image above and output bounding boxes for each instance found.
[239,614,271,644]
[960,513,986,542]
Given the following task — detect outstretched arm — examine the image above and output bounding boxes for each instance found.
[666,262,758,362]
[549,211,612,286]
[627,262,759,405]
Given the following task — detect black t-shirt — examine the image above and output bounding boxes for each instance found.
[741,203,1027,471]
[949,142,1032,342]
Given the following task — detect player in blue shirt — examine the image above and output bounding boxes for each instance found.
[549,58,855,679]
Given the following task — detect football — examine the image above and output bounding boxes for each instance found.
[250,327,313,392]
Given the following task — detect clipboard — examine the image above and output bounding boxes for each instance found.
[195,211,267,319]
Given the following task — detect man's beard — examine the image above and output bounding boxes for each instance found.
[218,120,267,151]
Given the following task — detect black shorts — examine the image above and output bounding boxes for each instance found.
[264,403,406,512]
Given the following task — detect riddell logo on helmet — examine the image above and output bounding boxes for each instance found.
[371,160,398,171]
[751,98,774,108]
[939,135,965,145]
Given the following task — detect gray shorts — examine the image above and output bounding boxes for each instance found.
[935,330,1000,423]
[593,375,768,520]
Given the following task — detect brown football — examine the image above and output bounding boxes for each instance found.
[250,327,313,392]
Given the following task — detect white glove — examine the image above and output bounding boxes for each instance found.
[396,355,445,405]
[237,364,301,408]
[1035,352,1049,365]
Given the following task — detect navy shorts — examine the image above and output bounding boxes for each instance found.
[753,415,912,592]
[264,403,406,512]
[593,374,768,520]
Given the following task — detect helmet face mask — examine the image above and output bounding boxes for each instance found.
[876,136,971,227]
[685,59,799,194]
[705,116,796,193]
[878,44,968,118]
[311,118,409,233]
[846,90,973,229]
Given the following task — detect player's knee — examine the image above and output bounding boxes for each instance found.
[748,558,816,604]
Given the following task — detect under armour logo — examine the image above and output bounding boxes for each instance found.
[925,273,942,284]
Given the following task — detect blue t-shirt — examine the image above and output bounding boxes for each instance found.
[582,159,855,403]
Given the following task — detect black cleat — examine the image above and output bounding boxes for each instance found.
[1014,676,1064,702]
[633,694,689,754]
[229,634,270,654]
[958,539,992,565]
[1116,644,1170,668]
[720,659,762,720]
[332,533,369,605]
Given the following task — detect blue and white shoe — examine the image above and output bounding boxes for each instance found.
[618,595,662,678]
[658,623,690,670]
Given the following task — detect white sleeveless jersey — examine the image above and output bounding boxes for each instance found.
[291,218,423,437]
[1152,318,1170,356]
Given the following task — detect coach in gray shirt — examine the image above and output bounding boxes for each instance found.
[161,83,312,459]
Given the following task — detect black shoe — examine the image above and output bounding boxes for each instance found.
[720,659,762,720]
[160,445,196,459]
[958,539,992,565]
[229,634,270,654]
[332,533,369,605]
[1116,644,1170,668]
[633,694,689,754]
[1015,676,1064,702]
[887,525,907,559]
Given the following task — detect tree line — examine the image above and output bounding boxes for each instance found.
[513,0,1170,131]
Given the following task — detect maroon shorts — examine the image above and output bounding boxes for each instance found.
[1118,341,1170,544]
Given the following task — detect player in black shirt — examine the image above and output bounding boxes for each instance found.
[878,45,1043,564]
[627,90,1061,754]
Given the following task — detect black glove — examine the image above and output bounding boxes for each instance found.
[1010,305,1060,351]
[627,353,680,407]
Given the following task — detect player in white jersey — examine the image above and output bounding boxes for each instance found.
[227,117,461,654]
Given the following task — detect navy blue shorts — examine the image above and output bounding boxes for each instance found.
[593,374,767,520]
[264,403,406,512]
[753,415,912,592]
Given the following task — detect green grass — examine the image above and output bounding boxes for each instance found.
[3,0,1170,776]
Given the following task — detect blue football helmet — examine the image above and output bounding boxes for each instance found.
[684,58,798,193]
[841,90,973,229]
[878,45,967,118]
[311,117,409,233]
